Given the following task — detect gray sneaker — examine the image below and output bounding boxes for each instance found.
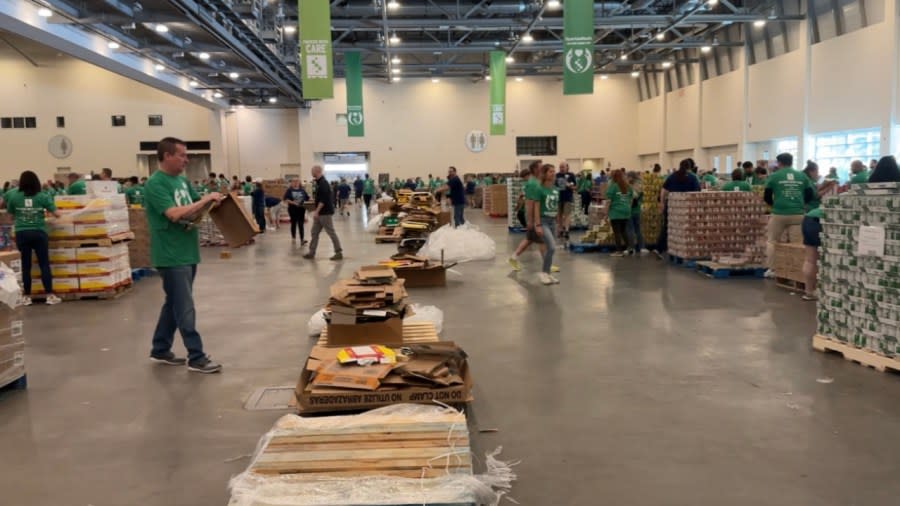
[330,253,343,261]
[188,356,222,374]
[150,352,187,366]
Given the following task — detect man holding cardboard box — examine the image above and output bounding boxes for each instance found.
[144,137,224,373]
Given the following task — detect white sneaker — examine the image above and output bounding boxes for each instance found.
[641,248,650,254]
[611,251,625,257]
[549,275,560,284]
[538,272,554,285]
[764,269,775,279]
[21,296,32,307]
[45,294,62,305]
[508,256,522,271]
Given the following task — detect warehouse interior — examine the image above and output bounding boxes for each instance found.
[2,0,900,505]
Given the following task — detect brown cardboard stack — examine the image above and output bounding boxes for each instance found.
[127,207,151,268]
[482,184,508,216]
[325,266,411,345]
[261,180,288,199]
[0,251,25,389]
[773,242,806,284]
[379,254,456,288]
[667,192,767,261]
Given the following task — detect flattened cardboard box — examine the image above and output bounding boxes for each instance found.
[325,316,404,346]
[208,193,260,247]
[394,263,456,288]
[295,359,472,414]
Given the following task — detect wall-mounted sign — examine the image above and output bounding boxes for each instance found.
[48,135,72,159]
[465,130,487,153]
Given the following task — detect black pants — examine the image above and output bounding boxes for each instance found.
[656,207,669,253]
[288,205,306,240]
[17,230,52,295]
[363,194,372,208]
[580,191,591,215]
[253,206,266,232]
[610,219,632,252]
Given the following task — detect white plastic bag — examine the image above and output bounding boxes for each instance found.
[405,304,444,334]
[365,213,383,233]
[418,223,496,263]
[306,309,326,338]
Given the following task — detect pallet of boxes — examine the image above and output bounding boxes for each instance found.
[46,183,134,300]
[482,184,507,218]
[640,172,664,248]
[813,182,900,373]
[0,251,26,392]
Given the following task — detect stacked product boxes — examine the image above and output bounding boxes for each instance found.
[666,192,767,261]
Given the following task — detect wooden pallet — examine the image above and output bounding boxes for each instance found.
[247,411,472,478]
[696,261,766,279]
[375,235,402,244]
[55,283,133,301]
[776,277,806,293]
[812,334,900,374]
[317,321,439,347]
[50,231,135,248]
[668,254,706,268]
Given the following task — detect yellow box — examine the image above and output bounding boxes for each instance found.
[47,222,76,239]
[73,208,129,224]
[76,244,128,262]
[78,273,119,291]
[48,248,77,264]
[76,261,119,276]
[54,195,91,209]
[31,263,79,278]
[74,221,129,238]
[31,277,79,294]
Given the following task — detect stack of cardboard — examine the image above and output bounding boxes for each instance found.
[773,242,806,285]
[0,211,14,251]
[127,207,151,268]
[482,184,507,217]
[379,254,456,287]
[0,251,25,389]
[666,192,767,261]
[29,243,131,294]
[325,266,411,344]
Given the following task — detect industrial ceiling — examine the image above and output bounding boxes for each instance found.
[21,0,804,107]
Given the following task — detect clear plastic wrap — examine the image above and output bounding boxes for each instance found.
[417,224,496,263]
[366,213,383,233]
[229,405,516,506]
[306,309,326,337]
[405,304,444,334]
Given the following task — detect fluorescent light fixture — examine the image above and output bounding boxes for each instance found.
[108,41,120,49]
[155,24,169,33]
[391,56,401,64]
[708,0,719,5]
[37,7,53,17]
[229,72,239,79]
[431,78,440,83]
[485,75,491,81]
[268,97,278,103]
[189,80,199,87]
[546,0,561,8]
[389,33,401,44]
[753,19,766,28]
[284,25,296,34]
[662,61,672,68]
[213,91,223,98]
[387,0,400,9]
[505,55,514,63]
[155,63,165,71]
[392,76,401,82]
[656,31,665,40]
[522,33,534,43]
[515,77,523,82]
[391,68,401,74]
[620,53,628,60]
[198,52,210,60]
[600,74,609,80]
[631,71,640,78]
[701,45,712,53]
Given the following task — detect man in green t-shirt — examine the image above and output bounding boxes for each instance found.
[701,171,719,188]
[242,175,254,195]
[764,152,814,273]
[849,160,869,184]
[361,175,376,209]
[66,173,86,195]
[145,137,224,373]
[124,176,145,206]
[721,170,752,192]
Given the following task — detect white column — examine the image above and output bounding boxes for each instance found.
[797,1,813,163]
[883,0,898,155]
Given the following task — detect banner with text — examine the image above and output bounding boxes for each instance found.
[489,51,506,135]
[345,52,364,137]
[299,0,333,99]
[563,0,594,95]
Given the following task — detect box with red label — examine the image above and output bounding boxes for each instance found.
[74,220,130,238]
[76,244,128,262]
[32,263,79,278]
[31,277,79,294]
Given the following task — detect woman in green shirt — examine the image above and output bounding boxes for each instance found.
[721,169,752,192]
[7,171,62,305]
[577,173,593,215]
[606,170,635,257]
[536,164,560,285]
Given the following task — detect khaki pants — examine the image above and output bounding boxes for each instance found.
[766,214,803,268]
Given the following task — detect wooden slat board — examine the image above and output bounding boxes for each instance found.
[317,322,439,346]
[812,334,900,374]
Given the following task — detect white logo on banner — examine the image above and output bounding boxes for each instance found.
[347,111,364,126]
[306,54,327,78]
[491,105,504,126]
[565,48,592,74]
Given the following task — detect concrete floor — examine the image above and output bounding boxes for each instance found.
[2,208,900,506]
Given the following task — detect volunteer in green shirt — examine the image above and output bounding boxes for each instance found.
[66,173,86,195]
[701,171,719,188]
[721,169,752,192]
[607,170,635,257]
[242,175,254,195]
[577,173,593,216]
[145,136,224,374]
[534,164,560,285]
[764,153,814,274]
[849,160,869,184]
[509,161,557,274]
[482,175,494,186]
[824,167,840,182]
[124,176,145,206]
[7,170,62,306]
[750,167,767,186]
[362,174,376,209]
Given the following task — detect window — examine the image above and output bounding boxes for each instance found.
[515,136,557,156]
[775,138,799,158]
[111,115,126,127]
[811,128,880,181]
[148,115,163,126]
[56,116,65,128]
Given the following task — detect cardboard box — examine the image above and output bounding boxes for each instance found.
[32,263,79,278]
[77,260,121,276]
[86,180,119,198]
[436,210,451,228]
[78,273,120,291]
[355,265,396,283]
[48,222,76,239]
[31,277,79,294]
[295,359,472,414]
[54,195,92,209]
[208,193,259,247]
[74,220,130,238]
[0,306,24,348]
[76,244,128,262]
[48,248,77,264]
[395,264,450,288]
[72,208,129,224]
[0,342,25,386]
[377,200,394,213]
[127,208,152,268]
[325,316,404,346]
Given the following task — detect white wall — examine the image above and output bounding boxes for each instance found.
[700,71,741,148]
[746,49,804,142]
[637,96,664,155]
[225,109,300,179]
[665,85,699,152]
[0,54,223,181]
[298,76,639,180]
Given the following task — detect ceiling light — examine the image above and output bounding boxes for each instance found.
[213,91,223,98]
[238,104,246,109]
[268,97,277,103]
[662,61,672,68]
[284,25,296,34]
[391,68,401,74]
[708,0,718,5]
[656,31,665,41]
[155,63,165,71]
[392,76,401,82]
[189,80,199,87]
[387,0,400,9]
[522,33,534,43]
[753,19,767,28]
[108,41,120,49]
[229,72,239,79]
[391,56,401,64]
[631,71,640,78]
[37,7,53,17]
[485,75,491,81]
[505,55,514,63]
[155,24,169,33]
[701,45,712,53]
[198,52,210,60]
[515,77,523,82]
[546,0,561,8]
[389,33,401,45]
[620,53,628,60]
[431,78,440,83]
[600,74,609,80]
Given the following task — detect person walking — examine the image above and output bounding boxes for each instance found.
[626,172,645,253]
[353,177,364,205]
[535,164,561,285]
[577,172,592,216]
[763,152,814,276]
[144,137,223,373]
[555,161,577,242]
[361,175,376,210]
[7,170,62,305]
[437,166,467,227]
[509,161,555,272]
[303,166,343,261]
[337,179,352,216]
[250,183,267,233]
[607,170,635,257]
[283,178,309,244]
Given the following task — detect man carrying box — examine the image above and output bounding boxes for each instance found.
[144,137,224,373]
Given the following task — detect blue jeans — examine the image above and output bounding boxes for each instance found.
[541,217,557,273]
[453,204,466,227]
[16,230,52,296]
[627,214,644,250]
[152,265,205,362]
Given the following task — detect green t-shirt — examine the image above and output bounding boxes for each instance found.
[806,207,823,219]
[363,179,375,195]
[482,176,494,186]
[702,174,719,187]
[242,182,253,195]
[67,179,86,195]
[6,190,56,233]
[606,184,634,220]
[125,185,145,206]
[144,171,202,268]
[824,173,839,181]
[577,178,593,192]
[523,177,541,202]
[804,174,821,210]
[765,167,812,215]
[720,181,752,192]
[427,179,436,191]
[539,185,559,218]
[750,175,766,186]
[849,170,870,184]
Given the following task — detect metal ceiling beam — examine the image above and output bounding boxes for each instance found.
[333,40,744,53]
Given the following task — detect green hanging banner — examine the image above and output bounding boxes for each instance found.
[489,51,506,136]
[299,0,333,99]
[563,0,594,95]
[344,52,364,137]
